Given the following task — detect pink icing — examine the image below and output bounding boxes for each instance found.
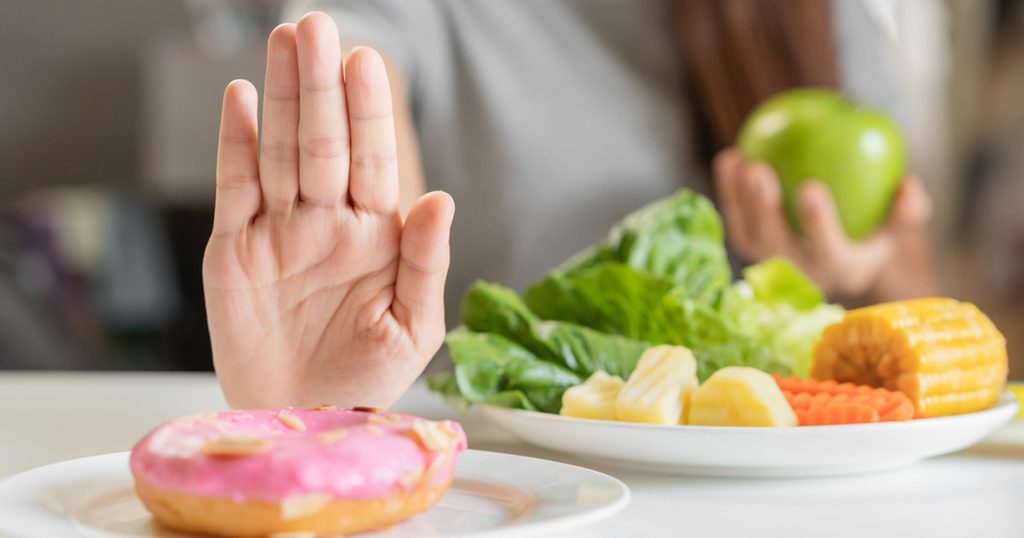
[129,407,467,502]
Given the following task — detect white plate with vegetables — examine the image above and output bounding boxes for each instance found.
[430,190,1016,477]
[481,394,1018,478]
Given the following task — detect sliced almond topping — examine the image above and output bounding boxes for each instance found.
[365,424,385,436]
[410,419,458,452]
[367,413,401,425]
[318,428,350,444]
[425,451,450,481]
[314,404,336,411]
[399,466,425,489]
[276,411,306,431]
[352,406,383,413]
[280,493,333,521]
[439,420,459,440]
[201,435,269,457]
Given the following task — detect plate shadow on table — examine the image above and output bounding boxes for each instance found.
[958,441,1024,461]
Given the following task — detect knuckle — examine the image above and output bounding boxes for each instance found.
[217,173,257,190]
[350,151,397,173]
[261,140,298,163]
[263,192,296,209]
[299,135,348,160]
[349,109,394,122]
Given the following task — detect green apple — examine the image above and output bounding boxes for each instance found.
[737,88,907,240]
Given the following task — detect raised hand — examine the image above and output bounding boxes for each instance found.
[713,147,936,300]
[203,13,454,409]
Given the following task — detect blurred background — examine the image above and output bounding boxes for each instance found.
[1,0,1023,376]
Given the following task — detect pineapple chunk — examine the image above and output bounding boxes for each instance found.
[560,371,625,420]
[615,345,698,425]
[688,367,797,427]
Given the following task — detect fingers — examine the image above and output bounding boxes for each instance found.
[796,182,848,262]
[393,191,455,349]
[736,160,796,259]
[713,148,750,251]
[259,23,300,213]
[213,80,261,236]
[295,12,349,206]
[885,176,933,230]
[797,181,892,294]
[345,47,399,215]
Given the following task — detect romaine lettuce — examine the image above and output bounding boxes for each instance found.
[431,190,843,412]
[722,258,845,377]
[462,280,648,379]
[558,190,731,302]
[445,328,580,413]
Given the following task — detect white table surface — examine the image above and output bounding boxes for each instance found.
[1,371,1023,538]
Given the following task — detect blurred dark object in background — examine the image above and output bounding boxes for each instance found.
[0,189,181,369]
[0,1,264,371]
[160,208,215,372]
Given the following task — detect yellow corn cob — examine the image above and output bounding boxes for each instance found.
[560,371,625,421]
[688,367,797,427]
[1008,383,1024,419]
[615,345,698,425]
[811,298,1007,417]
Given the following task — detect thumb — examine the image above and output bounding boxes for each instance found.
[393,191,455,352]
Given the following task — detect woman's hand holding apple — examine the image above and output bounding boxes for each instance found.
[713,148,935,301]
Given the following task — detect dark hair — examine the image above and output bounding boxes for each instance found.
[675,0,839,161]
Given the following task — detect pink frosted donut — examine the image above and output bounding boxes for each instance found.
[130,406,466,537]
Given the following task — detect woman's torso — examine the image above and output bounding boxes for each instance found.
[296,0,910,324]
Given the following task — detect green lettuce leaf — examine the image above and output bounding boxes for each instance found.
[462,280,647,378]
[722,258,845,377]
[425,371,471,411]
[742,256,823,310]
[445,328,581,413]
[558,190,731,301]
[524,263,683,342]
[432,191,842,413]
[524,262,792,381]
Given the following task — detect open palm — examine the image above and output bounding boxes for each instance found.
[203,13,453,409]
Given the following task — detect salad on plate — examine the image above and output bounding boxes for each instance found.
[429,190,1009,428]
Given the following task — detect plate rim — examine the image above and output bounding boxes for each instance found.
[0,448,630,538]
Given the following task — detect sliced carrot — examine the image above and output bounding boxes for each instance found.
[775,376,915,426]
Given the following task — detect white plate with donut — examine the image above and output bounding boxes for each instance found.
[0,449,629,537]
[481,392,1019,478]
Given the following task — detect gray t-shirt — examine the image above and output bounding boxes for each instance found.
[289,0,902,326]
